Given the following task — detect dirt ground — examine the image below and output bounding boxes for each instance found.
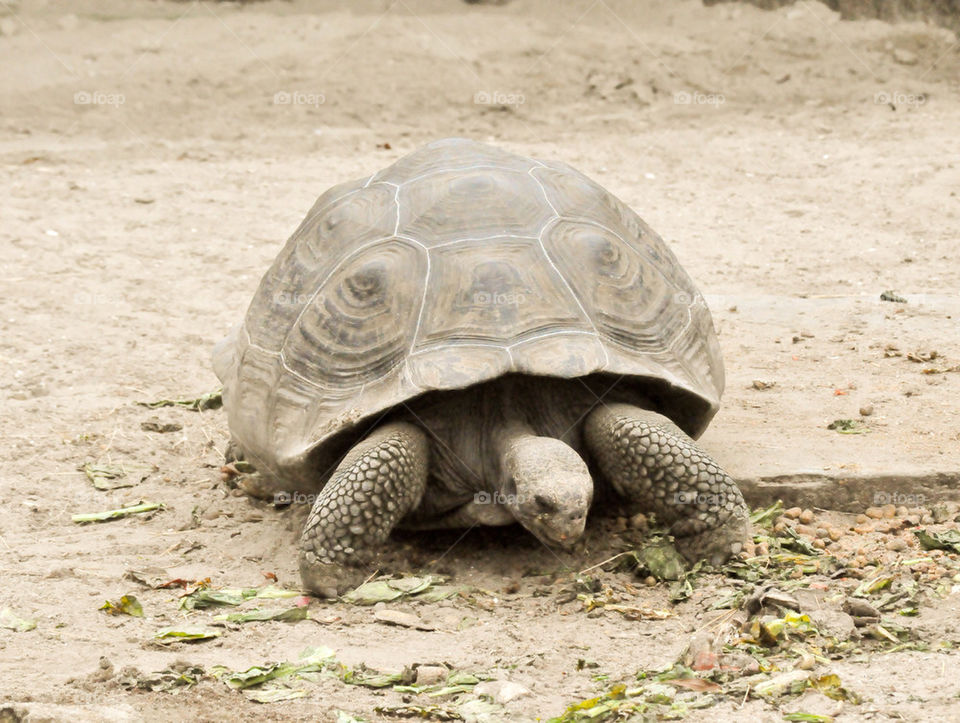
[2,1,960,721]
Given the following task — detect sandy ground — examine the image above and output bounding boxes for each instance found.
[2,0,960,721]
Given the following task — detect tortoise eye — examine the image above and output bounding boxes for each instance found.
[534,494,558,512]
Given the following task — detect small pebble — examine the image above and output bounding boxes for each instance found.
[794,524,815,537]
[614,516,628,532]
[755,540,769,556]
[895,506,908,517]
[416,665,449,686]
[853,524,874,534]
[815,527,830,538]
[773,521,788,534]
[784,507,802,519]
[859,404,874,417]
[865,507,884,520]
[881,504,896,519]
[828,528,844,542]
[856,514,869,524]
[797,653,816,670]
[887,538,907,552]
[799,509,815,524]
[812,539,826,549]
[644,576,657,587]
[629,512,648,530]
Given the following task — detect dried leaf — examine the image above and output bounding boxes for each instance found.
[100,594,144,617]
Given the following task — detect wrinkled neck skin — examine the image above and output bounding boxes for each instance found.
[491,379,593,546]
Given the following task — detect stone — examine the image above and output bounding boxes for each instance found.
[474,680,531,704]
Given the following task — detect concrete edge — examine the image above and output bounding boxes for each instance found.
[739,472,960,512]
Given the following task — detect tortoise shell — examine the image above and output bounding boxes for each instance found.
[214,138,723,484]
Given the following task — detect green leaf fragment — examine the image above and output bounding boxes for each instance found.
[0,607,37,632]
[827,418,869,434]
[335,712,368,723]
[137,389,222,411]
[72,501,163,523]
[100,594,144,617]
[750,500,785,527]
[374,705,460,721]
[341,575,446,605]
[83,462,149,490]
[215,606,308,623]
[914,529,960,553]
[179,584,299,610]
[243,686,309,703]
[154,626,221,643]
[852,575,894,597]
[341,665,404,688]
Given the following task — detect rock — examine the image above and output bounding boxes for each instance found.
[796,652,816,670]
[744,585,800,615]
[629,512,647,530]
[798,509,815,525]
[931,503,953,523]
[843,598,880,620]
[140,419,183,433]
[881,504,896,519]
[794,524,815,537]
[887,537,907,552]
[865,507,884,520]
[415,665,448,686]
[859,404,874,416]
[827,528,843,542]
[373,609,434,630]
[893,48,918,65]
[682,629,716,669]
[815,527,829,538]
[784,507,802,519]
[718,651,760,676]
[474,680,531,704]
[807,609,856,641]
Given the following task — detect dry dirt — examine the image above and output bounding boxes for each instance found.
[2,1,960,721]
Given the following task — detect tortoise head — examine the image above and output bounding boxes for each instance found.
[500,436,593,548]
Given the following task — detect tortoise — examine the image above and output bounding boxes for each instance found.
[213,138,750,597]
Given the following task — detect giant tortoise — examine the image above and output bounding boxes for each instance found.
[213,138,750,597]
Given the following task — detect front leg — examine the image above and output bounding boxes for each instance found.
[584,403,750,566]
[298,422,429,597]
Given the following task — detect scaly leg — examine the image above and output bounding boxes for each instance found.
[584,403,750,566]
[298,422,429,597]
